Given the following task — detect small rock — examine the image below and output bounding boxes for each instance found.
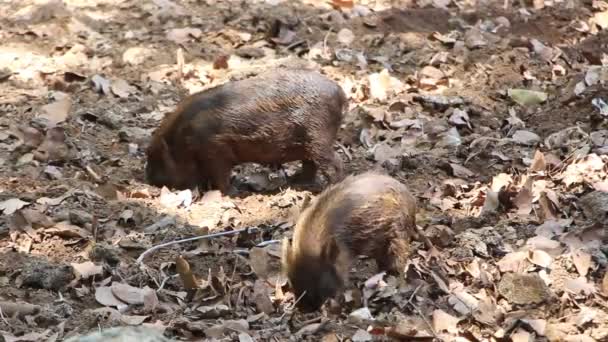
[498,273,551,305]
[579,191,608,225]
[20,260,74,291]
[44,165,63,179]
[69,210,93,226]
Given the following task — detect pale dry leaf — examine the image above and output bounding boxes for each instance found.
[296,322,325,337]
[111,79,136,98]
[39,98,72,128]
[95,286,128,308]
[528,249,553,268]
[37,192,72,206]
[197,304,230,319]
[530,150,546,171]
[252,279,274,314]
[480,190,500,214]
[432,309,460,333]
[71,261,103,279]
[143,286,159,313]
[238,333,254,342]
[602,271,608,295]
[575,306,597,327]
[34,127,70,162]
[111,282,145,305]
[521,319,546,336]
[535,219,571,238]
[337,28,355,46]
[368,69,403,100]
[497,251,529,273]
[438,127,461,147]
[571,249,592,277]
[508,89,548,106]
[91,74,111,94]
[352,329,372,342]
[249,247,270,279]
[473,295,498,325]
[167,27,202,44]
[526,236,561,254]
[594,10,608,29]
[0,198,29,215]
[564,277,595,295]
[513,187,533,215]
[349,307,374,322]
[464,28,487,49]
[448,108,471,129]
[121,314,149,325]
[491,173,513,192]
[45,221,91,239]
[449,289,479,315]
[511,329,533,342]
[530,39,553,62]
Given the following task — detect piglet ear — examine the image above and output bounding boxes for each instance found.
[281,237,293,273]
[321,238,339,263]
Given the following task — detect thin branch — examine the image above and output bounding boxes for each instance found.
[136,226,261,264]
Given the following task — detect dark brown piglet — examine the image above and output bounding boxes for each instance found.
[145,69,347,194]
[282,172,417,311]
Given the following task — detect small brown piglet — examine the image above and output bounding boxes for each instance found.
[145,69,347,195]
[282,172,417,311]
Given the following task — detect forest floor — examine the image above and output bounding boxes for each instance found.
[0,0,607,341]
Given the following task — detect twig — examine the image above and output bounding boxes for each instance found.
[322,28,333,59]
[136,227,260,264]
[405,285,439,340]
[85,164,104,183]
[335,142,352,161]
[279,291,307,320]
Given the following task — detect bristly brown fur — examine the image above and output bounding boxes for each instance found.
[145,68,347,194]
[282,171,417,311]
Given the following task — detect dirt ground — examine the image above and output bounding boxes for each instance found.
[0,0,607,341]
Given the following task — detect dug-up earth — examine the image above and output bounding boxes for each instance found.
[0,0,608,341]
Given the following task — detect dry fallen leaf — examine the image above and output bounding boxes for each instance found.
[95,286,128,309]
[38,97,72,128]
[511,328,533,342]
[337,28,355,46]
[45,221,91,239]
[249,247,270,279]
[167,27,202,44]
[111,79,136,98]
[0,198,30,215]
[252,280,274,314]
[528,249,553,268]
[111,282,145,305]
[564,277,595,296]
[571,249,592,277]
[71,261,103,279]
[432,309,460,334]
[91,74,111,95]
